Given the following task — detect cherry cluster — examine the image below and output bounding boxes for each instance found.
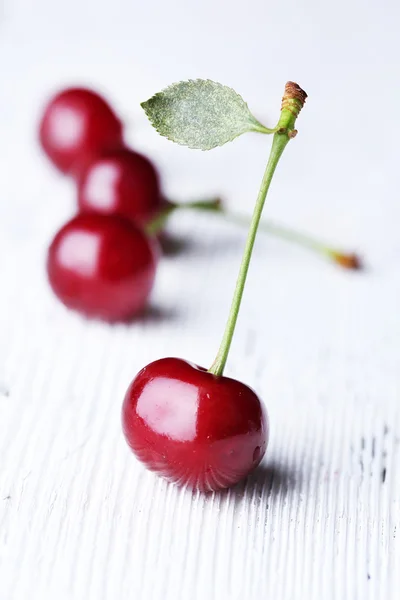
[40,87,165,322]
[39,82,359,494]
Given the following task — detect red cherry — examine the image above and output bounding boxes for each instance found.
[47,213,159,321]
[77,148,164,226]
[122,358,268,492]
[39,87,123,174]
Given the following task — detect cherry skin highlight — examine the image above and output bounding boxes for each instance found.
[122,358,268,492]
[39,87,123,174]
[47,213,159,322]
[77,148,163,226]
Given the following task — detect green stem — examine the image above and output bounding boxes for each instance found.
[208,132,289,376]
[257,221,361,268]
[224,215,331,255]
[222,214,354,263]
[146,199,361,270]
[253,123,278,135]
[145,197,222,236]
[208,83,305,377]
[255,220,334,257]
[178,198,222,212]
[145,204,176,235]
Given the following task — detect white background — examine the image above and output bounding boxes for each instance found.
[0,1,400,598]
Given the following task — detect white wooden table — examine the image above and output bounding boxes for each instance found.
[0,1,399,598]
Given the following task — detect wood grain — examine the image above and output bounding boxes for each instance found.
[1,1,400,598]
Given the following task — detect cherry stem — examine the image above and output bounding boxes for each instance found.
[219,213,362,270]
[147,197,361,270]
[145,198,222,235]
[208,82,307,377]
[147,197,361,271]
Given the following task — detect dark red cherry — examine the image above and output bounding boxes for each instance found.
[77,148,164,226]
[47,213,159,321]
[122,358,268,492]
[39,87,123,174]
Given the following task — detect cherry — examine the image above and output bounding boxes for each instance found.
[122,358,268,492]
[77,148,164,226]
[47,213,159,321]
[39,87,123,174]
[121,81,308,492]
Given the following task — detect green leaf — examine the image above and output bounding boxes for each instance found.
[141,79,273,151]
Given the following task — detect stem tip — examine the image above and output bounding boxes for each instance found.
[332,252,363,270]
[281,82,308,117]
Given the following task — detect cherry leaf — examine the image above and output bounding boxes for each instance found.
[141,79,271,151]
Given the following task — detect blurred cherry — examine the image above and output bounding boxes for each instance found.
[77,148,164,226]
[39,87,123,174]
[47,213,159,321]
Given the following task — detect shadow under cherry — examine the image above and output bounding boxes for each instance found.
[135,303,179,325]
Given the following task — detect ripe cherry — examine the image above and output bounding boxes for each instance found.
[39,87,123,174]
[121,81,308,492]
[122,358,268,492]
[47,213,159,321]
[77,148,164,226]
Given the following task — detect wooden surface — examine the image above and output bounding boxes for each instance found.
[0,1,399,598]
